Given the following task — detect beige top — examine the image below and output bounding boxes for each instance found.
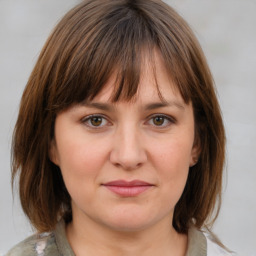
[6,220,233,256]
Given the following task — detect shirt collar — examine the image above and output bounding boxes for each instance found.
[186,226,207,256]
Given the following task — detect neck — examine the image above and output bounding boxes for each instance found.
[66,213,187,256]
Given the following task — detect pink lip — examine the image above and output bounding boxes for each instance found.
[102,180,154,197]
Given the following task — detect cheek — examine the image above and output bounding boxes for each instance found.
[151,138,192,196]
[56,137,110,185]
[57,139,111,208]
[152,137,193,171]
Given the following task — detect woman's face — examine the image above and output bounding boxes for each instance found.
[50,53,199,232]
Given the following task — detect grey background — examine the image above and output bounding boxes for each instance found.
[0,0,255,255]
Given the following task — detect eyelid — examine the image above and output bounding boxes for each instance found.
[81,114,112,129]
[146,114,176,127]
[80,113,176,129]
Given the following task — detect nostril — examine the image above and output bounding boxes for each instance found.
[109,150,147,170]
[109,130,148,170]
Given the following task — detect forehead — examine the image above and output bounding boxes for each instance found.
[90,50,184,105]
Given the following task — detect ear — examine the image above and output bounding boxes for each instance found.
[189,139,201,167]
[49,139,59,166]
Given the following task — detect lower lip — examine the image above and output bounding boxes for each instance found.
[103,185,152,197]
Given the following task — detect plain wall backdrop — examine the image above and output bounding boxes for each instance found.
[0,0,255,255]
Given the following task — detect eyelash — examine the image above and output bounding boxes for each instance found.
[81,114,111,129]
[81,114,176,129]
[147,114,176,128]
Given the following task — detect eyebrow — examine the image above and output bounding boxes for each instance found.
[81,102,115,111]
[81,101,185,111]
[144,101,185,111]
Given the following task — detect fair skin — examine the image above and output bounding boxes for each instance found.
[50,52,199,256]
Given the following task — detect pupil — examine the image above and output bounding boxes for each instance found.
[153,116,164,126]
[91,117,102,126]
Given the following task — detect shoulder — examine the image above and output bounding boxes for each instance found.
[6,232,58,256]
[203,230,238,256]
[6,220,74,256]
[187,226,238,256]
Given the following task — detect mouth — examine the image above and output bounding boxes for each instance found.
[102,180,154,197]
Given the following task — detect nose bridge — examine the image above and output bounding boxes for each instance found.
[110,121,147,169]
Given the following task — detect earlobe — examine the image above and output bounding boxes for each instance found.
[189,156,198,167]
[189,142,201,167]
[49,140,59,166]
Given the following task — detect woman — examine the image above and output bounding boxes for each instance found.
[7,0,234,255]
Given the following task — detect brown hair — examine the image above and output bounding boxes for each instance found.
[12,0,225,233]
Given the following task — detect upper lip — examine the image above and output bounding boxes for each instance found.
[103,180,153,187]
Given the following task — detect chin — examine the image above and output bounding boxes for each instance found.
[101,209,166,233]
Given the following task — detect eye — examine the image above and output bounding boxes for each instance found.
[147,115,175,128]
[82,115,110,128]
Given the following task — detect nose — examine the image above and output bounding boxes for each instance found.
[109,125,147,170]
